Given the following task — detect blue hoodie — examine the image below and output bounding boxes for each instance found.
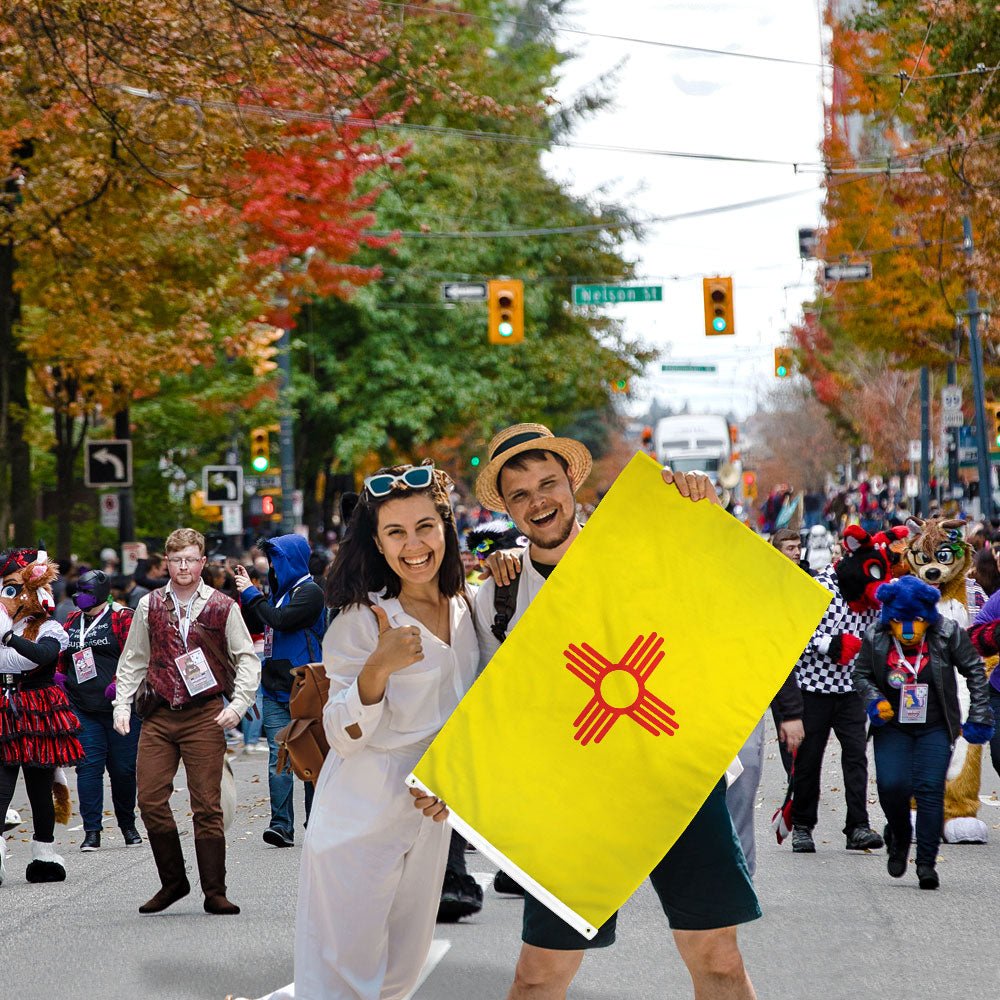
[240,534,326,700]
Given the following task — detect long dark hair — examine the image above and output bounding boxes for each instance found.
[325,464,465,611]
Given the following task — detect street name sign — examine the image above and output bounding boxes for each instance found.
[823,262,872,282]
[203,465,244,505]
[441,282,488,302]
[573,284,663,305]
[85,440,133,488]
[661,363,718,373]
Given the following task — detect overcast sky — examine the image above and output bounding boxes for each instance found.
[544,0,827,420]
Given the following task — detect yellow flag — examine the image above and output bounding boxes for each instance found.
[410,453,831,937]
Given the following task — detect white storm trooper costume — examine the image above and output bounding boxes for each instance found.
[259,590,479,1000]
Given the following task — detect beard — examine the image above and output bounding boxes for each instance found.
[524,509,576,550]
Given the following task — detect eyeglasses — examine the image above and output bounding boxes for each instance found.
[363,465,435,498]
[167,556,204,566]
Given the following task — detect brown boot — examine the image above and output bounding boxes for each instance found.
[139,830,191,914]
[195,836,240,915]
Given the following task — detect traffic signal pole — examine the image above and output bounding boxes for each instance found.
[919,366,930,516]
[277,324,296,534]
[964,216,994,521]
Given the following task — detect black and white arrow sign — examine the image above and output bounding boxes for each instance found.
[85,440,133,488]
[203,466,244,505]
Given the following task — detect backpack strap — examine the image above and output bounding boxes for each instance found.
[491,574,521,645]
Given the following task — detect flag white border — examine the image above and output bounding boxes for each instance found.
[405,772,599,940]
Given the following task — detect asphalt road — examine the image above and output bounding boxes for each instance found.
[4,725,1000,1000]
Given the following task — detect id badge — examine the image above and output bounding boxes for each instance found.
[175,648,216,696]
[263,626,274,658]
[72,647,98,683]
[899,683,929,724]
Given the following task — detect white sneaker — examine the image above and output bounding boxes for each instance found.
[3,807,20,833]
[0,836,7,887]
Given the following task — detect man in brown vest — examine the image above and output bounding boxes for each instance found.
[113,528,260,915]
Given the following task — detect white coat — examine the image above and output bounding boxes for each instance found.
[262,590,479,1000]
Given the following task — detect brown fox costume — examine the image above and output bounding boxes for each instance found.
[0,547,80,885]
[903,518,986,843]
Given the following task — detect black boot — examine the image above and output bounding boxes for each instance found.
[139,830,191,913]
[195,837,240,915]
[916,864,939,890]
[884,824,909,878]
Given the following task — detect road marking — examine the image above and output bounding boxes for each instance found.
[471,871,495,889]
[68,824,83,832]
[979,796,1000,807]
[408,939,451,999]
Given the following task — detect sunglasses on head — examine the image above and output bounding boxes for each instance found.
[363,464,435,498]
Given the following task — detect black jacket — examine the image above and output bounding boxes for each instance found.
[853,619,993,742]
[771,668,803,721]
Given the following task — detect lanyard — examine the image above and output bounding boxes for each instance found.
[890,636,927,681]
[168,589,199,650]
[78,605,109,647]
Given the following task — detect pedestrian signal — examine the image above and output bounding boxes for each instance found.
[488,279,524,344]
[703,276,734,336]
[774,347,793,378]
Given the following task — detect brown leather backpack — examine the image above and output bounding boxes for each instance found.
[275,662,330,783]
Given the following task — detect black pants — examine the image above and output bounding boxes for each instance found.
[445,829,468,877]
[791,689,870,835]
[0,764,55,842]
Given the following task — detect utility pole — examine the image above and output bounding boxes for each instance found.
[919,366,930,516]
[964,216,993,521]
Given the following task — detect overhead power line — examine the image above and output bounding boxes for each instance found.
[113,85,815,167]
[370,0,832,70]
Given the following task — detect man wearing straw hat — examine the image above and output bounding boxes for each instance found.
[469,423,760,1000]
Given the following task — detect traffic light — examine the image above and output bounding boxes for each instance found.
[986,401,1000,448]
[470,456,481,468]
[488,279,524,344]
[250,426,270,472]
[703,276,734,336]
[249,326,283,376]
[610,377,630,394]
[774,347,793,378]
[261,495,275,517]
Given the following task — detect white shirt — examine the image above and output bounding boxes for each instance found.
[321,591,480,758]
[473,550,548,673]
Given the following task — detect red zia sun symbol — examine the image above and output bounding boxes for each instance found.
[564,633,679,746]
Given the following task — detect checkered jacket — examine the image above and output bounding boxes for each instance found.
[794,564,878,695]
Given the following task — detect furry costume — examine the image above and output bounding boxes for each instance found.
[902,517,986,843]
[0,547,80,886]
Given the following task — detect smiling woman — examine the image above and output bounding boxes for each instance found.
[252,463,482,1000]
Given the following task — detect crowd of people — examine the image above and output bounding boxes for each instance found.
[7,437,1000,1000]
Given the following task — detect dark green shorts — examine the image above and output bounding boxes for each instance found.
[522,778,761,950]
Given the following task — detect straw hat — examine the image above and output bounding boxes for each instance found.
[474,423,593,512]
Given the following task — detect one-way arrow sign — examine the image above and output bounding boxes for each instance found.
[85,440,133,488]
[203,465,244,505]
[441,282,488,302]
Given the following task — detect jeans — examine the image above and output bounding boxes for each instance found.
[872,724,952,866]
[792,690,871,834]
[726,715,765,876]
[75,708,140,833]
[240,686,264,746]
[261,692,314,837]
[987,688,1000,781]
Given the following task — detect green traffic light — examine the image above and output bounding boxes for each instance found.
[251,455,269,473]
[776,365,788,377]
[498,321,514,338]
[471,456,481,467]
[712,317,727,333]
